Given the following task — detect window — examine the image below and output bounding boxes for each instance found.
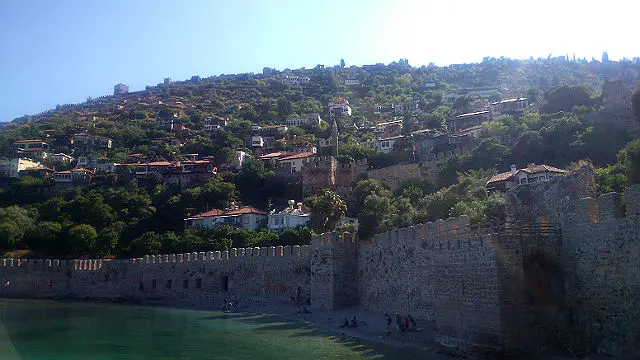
[196,278,202,289]
[221,275,229,291]
[183,280,189,289]
[152,279,157,289]
[166,280,172,289]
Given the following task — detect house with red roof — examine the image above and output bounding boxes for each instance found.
[184,204,268,231]
[277,151,315,173]
[486,164,567,192]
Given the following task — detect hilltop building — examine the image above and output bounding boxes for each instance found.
[113,83,129,95]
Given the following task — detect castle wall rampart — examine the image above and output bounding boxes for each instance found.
[559,184,640,358]
[0,245,312,308]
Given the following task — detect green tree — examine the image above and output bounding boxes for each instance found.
[25,221,62,255]
[305,189,346,233]
[130,231,162,256]
[68,224,98,256]
[277,97,293,119]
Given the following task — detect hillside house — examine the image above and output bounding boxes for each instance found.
[277,152,315,173]
[375,120,403,134]
[185,205,268,231]
[328,100,352,117]
[286,113,322,127]
[486,164,566,192]
[344,79,360,86]
[0,158,42,178]
[281,75,310,86]
[375,135,404,154]
[12,140,49,159]
[53,168,94,187]
[447,111,490,132]
[20,165,54,179]
[490,98,528,118]
[268,200,311,230]
[49,153,74,164]
[72,133,112,153]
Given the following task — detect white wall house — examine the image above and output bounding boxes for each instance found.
[49,153,74,163]
[185,206,268,231]
[375,135,403,154]
[0,158,42,178]
[268,200,311,230]
[285,113,322,127]
[282,75,310,86]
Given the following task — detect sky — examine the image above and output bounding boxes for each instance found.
[0,0,638,122]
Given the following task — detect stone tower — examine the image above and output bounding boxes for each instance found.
[331,118,338,157]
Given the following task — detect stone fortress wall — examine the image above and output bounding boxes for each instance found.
[1,246,312,308]
[2,170,639,358]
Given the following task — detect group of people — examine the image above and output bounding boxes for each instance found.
[338,316,360,329]
[385,313,416,333]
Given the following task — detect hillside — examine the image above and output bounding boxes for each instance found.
[0,55,639,259]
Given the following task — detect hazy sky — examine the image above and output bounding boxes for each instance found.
[0,0,637,122]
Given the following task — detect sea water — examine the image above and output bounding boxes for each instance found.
[0,299,430,360]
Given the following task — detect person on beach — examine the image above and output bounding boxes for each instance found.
[408,315,416,331]
[385,314,392,334]
[404,316,410,331]
[395,313,403,332]
[349,316,358,328]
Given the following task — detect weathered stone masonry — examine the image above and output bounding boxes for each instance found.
[2,181,639,358]
[0,246,311,307]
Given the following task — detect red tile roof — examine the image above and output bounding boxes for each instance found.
[190,209,224,218]
[279,152,315,161]
[260,152,285,159]
[14,139,45,144]
[224,206,267,216]
[486,171,514,185]
[190,206,267,219]
[518,164,566,174]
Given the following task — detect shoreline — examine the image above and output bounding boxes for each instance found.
[3,296,580,359]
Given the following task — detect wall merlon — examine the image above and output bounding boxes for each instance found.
[624,183,640,217]
[597,192,623,221]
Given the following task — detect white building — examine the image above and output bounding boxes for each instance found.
[95,162,119,173]
[328,100,352,116]
[344,79,360,86]
[281,75,311,86]
[185,206,268,231]
[375,135,403,154]
[268,200,311,230]
[49,153,74,164]
[285,113,322,127]
[251,136,265,147]
[0,158,42,178]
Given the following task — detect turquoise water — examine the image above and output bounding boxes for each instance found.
[0,299,429,360]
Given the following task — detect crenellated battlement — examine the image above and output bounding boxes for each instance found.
[0,245,312,273]
[313,215,498,253]
[566,184,640,225]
